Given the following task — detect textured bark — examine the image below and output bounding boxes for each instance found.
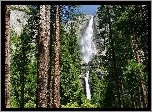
[128,5,147,108]
[37,5,49,108]
[54,5,60,108]
[132,33,147,108]
[5,5,10,108]
[44,5,53,108]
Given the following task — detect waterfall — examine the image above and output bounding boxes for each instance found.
[84,71,91,100]
[79,16,97,100]
[80,16,97,64]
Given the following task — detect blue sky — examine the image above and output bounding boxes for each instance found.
[79,5,100,16]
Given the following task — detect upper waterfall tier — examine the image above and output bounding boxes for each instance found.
[79,16,97,64]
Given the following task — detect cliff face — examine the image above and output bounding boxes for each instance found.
[64,14,92,40]
[10,5,30,36]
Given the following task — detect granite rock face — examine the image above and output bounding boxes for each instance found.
[10,5,30,36]
[64,14,92,40]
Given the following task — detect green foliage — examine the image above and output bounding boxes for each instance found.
[90,71,104,107]
[60,24,84,105]
[10,5,30,14]
[8,4,148,108]
[123,59,145,92]
[10,5,38,108]
[80,99,97,108]
[24,100,36,108]
[61,102,80,108]
[61,99,97,108]
[97,5,148,108]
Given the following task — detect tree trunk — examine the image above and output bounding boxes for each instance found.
[54,5,60,108]
[5,5,10,108]
[131,94,136,108]
[128,5,147,108]
[120,79,126,108]
[107,7,121,108]
[132,31,147,108]
[37,5,49,108]
[44,5,53,108]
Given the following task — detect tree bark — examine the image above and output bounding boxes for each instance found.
[132,33,147,108]
[5,5,10,108]
[44,5,53,108]
[54,5,60,108]
[128,5,147,108]
[37,5,49,108]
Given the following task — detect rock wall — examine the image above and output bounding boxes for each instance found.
[64,14,92,41]
[10,5,30,36]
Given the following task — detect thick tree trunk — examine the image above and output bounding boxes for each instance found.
[37,5,49,108]
[43,5,53,108]
[132,32,147,108]
[128,5,147,108]
[54,5,60,108]
[5,5,10,108]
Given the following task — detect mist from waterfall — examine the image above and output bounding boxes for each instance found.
[79,16,97,100]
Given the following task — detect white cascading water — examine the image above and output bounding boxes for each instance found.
[84,71,91,99]
[80,16,97,100]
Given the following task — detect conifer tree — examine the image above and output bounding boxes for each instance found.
[37,5,49,108]
[5,5,10,108]
[54,5,60,108]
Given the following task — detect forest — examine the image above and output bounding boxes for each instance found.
[4,5,149,108]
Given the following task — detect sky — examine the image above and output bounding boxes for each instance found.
[79,5,100,16]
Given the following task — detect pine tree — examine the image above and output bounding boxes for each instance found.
[44,5,53,108]
[54,5,60,108]
[128,5,147,108]
[37,5,49,108]
[97,5,148,108]
[5,5,10,108]
[90,71,103,108]
[9,5,39,108]
[60,24,84,106]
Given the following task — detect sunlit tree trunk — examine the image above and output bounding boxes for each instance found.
[54,5,60,108]
[37,5,49,108]
[5,5,10,108]
[43,5,53,108]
